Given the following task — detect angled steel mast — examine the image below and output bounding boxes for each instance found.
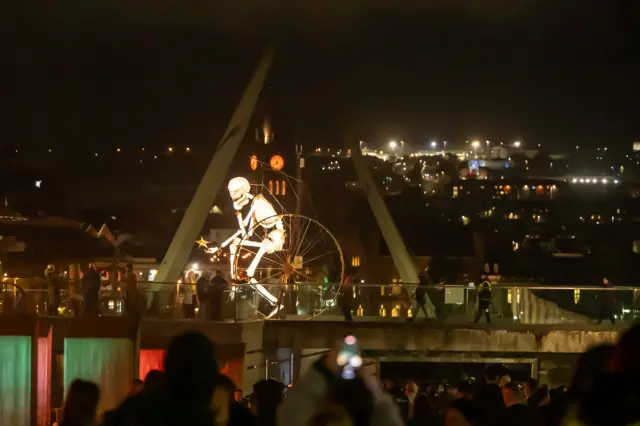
[154,46,276,284]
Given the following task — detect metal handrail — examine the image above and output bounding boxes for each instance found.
[12,281,640,292]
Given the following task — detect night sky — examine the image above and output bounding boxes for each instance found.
[8,1,639,156]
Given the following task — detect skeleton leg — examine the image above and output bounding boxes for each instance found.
[228,239,240,280]
[242,245,284,317]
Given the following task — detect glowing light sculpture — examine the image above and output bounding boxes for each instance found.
[197,177,344,319]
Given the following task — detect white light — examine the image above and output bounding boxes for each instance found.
[579,179,584,183]
[389,141,398,149]
[191,263,198,270]
[571,178,577,183]
[350,355,363,368]
[430,141,437,148]
[602,179,607,184]
[35,180,42,188]
[614,180,619,184]
[513,141,521,148]
[472,141,480,148]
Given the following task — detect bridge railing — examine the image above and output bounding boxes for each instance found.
[1,281,638,324]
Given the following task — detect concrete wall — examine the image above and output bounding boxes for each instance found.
[262,322,620,354]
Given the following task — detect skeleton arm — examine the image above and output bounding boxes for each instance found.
[205,229,243,253]
[243,199,258,237]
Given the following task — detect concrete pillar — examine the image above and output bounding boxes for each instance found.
[241,322,265,395]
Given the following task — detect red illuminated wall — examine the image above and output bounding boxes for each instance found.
[139,350,165,381]
[139,349,242,387]
[37,331,52,426]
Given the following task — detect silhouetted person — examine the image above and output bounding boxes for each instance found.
[209,270,227,321]
[124,264,141,316]
[597,277,616,324]
[128,379,144,397]
[196,271,211,320]
[61,379,100,426]
[473,365,505,426]
[500,382,541,426]
[142,370,165,395]
[339,274,354,321]
[474,275,492,323]
[82,263,101,316]
[251,379,284,426]
[409,268,430,320]
[212,374,256,426]
[398,381,440,426]
[45,264,61,316]
[102,331,220,426]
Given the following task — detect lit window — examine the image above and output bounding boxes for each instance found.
[281,181,286,196]
[268,180,274,193]
[351,256,360,267]
[275,180,280,195]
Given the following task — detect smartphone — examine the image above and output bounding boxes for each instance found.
[336,335,362,380]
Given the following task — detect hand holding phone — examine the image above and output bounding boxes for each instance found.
[336,335,362,380]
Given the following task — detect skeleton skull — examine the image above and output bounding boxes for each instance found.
[228,177,252,210]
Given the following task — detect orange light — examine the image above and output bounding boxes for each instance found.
[250,155,258,170]
[270,155,284,170]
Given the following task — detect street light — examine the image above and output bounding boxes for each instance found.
[389,141,398,150]
[430,141,437,150]
[513,141,521,148]
[472,140,480,158]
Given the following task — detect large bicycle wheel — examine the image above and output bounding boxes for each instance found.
[233,214,344,318]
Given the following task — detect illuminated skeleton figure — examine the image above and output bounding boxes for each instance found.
[201,177,285,317]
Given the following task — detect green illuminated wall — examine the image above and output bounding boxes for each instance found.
[63,338,133,415]
[0,336,32,426]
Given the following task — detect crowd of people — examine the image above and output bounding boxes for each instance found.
[54,323,640,426]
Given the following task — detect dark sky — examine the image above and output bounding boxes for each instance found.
[7,1,639,155]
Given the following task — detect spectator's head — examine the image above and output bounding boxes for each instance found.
[143,370,165,394]
[523,378,538,399]
[251,378,284,424]
[129,379,144,396]
[87,262,96,271]
[45,264,56,276]
[404,380,418,398]
[382,378,394,390]
[484,365,503,385]
[213,374,236,407]
[502,382,525,407]
[211,375,236,423]
[529,386,550,407]
[216,270,223,277]
[62,379,100,426]
[455,380,474,400]
[164,331,219,406]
